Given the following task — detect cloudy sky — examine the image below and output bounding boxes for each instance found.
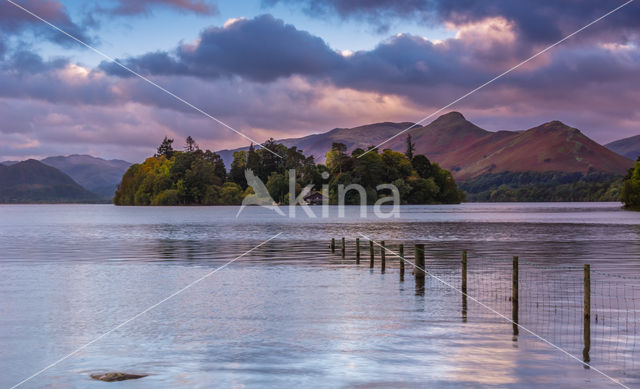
[0,0,639,162]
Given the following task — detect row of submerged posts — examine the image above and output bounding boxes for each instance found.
[330,237,594,364]
[330,237,418,279]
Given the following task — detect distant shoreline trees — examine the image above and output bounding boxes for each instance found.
[114,136,465,206]
[460,171,624,202]
[621,157,640,210]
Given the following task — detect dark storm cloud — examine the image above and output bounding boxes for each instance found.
[433,0,640,45]
[265,0,640,43]
[95,14,524,99]
[101,51,188,78]
[1,7,632,116]
[100,15,346,82]
[0,0,93,46]
[3,50,68,74]
[334,34,484,93]
[0,52,119,106]
[102,0,218,16]
[262,0,436,34]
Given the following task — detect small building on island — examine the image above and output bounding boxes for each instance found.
[303,192,326,205]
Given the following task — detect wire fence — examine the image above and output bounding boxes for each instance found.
[330,238,640,377]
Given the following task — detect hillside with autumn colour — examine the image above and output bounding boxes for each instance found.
[219,112,634,181]
[383,112,633,180]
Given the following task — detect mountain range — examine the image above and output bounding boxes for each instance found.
[40,155,132,198]
[1,112,637,203]
[218,112,634,180]
[0,160,100,203]
[606,135,640,161]
[0,155,131,203]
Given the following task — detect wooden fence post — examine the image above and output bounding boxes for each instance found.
[462,250,468,322]
[355,238,360,264]
[512,256,519,336]
[583,264,591,363]
[330,238,335,253]
[369,240,374,268]
[341,237,345,257]
[462,251,468,295]
[399,244,405,280]
[414,244,425,279]
[380,241,386,273]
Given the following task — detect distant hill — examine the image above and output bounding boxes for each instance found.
[0,160,100,203]
[41,155,131,199]
[397,114,632,180]
[218,112,633,181]
[217,122,411,167]
[606,135,640,161]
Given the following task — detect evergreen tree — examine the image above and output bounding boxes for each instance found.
[185,136,197,152]
[230,151,248,189]
[155,137,174,158]
[247,143,262,179]
[405,134,415,161]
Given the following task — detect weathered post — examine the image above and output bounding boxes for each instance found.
[462,250,468,322]
[369,240,374,268]
[415,276,425,296]
[414,244,425,279]
[414,244,425,296]
[380,241,386,273]
[512,256,519,336]
[331,238,335,253]
[341,237,345,257]
[583,264,591,364]
[461,251,468,294]
[355,238,360,264]
[399,244,405,281]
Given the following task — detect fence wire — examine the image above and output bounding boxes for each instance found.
[331,239,640,378]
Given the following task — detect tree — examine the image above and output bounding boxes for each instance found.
[155,137,174,158]
[229,151,248,188]
[325,142,349,174]
[266,172,288,203]
[220,182,243,204]
[405,134,415,160]
[258,138,281,180]
[246,143,262,179]
[185,136,198,152]
[621,158,640,209]
[331,142,347,154]
[411,154,432,178]
[204,150,226,181]
[351,149,385,188]
[381,149,412,182]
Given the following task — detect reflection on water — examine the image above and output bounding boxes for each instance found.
[0,203,639,388]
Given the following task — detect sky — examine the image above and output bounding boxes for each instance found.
[0,0,639,162]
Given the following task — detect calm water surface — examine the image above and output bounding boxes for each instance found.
[0,203,639,388]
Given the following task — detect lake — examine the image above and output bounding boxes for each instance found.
[1,203,639,388]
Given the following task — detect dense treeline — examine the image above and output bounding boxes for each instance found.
[322,141,464,204]
[114,136,464,205]
[460,171,622,202]
[114,137,232,205]
[621,158,640,210]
